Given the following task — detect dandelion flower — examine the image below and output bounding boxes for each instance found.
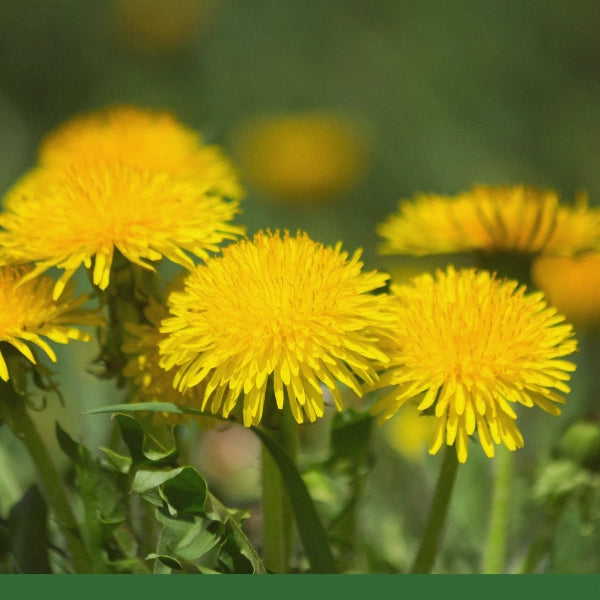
[159,230,393,427]
[370,266,578,463]
[532,252,600,328]
[377,184,600,257]
[35,105,243,201]
[122,297,217,428]
[233,111,370,204]
[0,159,244,299]
[0,265,102,382]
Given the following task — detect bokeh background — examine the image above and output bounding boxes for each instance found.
[1,0,599,573]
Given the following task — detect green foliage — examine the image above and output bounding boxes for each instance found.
[0,485,51,573]
[52,412,267,574]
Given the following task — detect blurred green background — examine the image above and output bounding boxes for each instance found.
[1,0,599,573]
[2,0,599,252]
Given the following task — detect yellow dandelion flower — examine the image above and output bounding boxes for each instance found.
[122,297,217,428]
[0,160,244,300]
[377,184,600,257]
[233,111,370,204]
[159,230,393,427]
[370,266,578,463]
[532,252,600,328]
[0,265,103,382]
[33,105,242,201]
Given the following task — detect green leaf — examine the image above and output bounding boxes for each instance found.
[113,413,178,465]
[205,492,266,574]
[252,426,337,573]
[153,511,222,569]
[99,447,132,473]
[107,557,152,574]
[7,485,52,573]
[132,467,185,495]
[55,423,133,573]
[85,401,208,417]
[55,420,80,463]
[217,535,254,574]
[161,466,208,516]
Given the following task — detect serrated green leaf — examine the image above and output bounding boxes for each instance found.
[55,423,132,573]
[7,484,51,573]
[132,467,185,495]
[148,552,182,572]
[113,413,178,465]
[172,520,221,561]
[55,421,80,464]
[161,466,207,516]
[99,447,132,473]
[217,534,254,574]
[153,511,221,569]
[204,492,266,574]
[107,557,152,574]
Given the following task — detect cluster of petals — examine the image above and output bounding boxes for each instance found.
[0,105,244,298]
[159,230,396,427]
[0,265,103,381]
[377,184,600,257]
[369,266,578,463]
[122,298,218,429]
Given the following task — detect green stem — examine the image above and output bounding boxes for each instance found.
[518,509,561,574]
[261,404,298,573]
[410,446,460,574]
[0,384,94,573]
[482,446,515,573]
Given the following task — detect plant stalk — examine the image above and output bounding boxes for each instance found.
[482,446,515,573]
[410,446,459,573]
[0,383,94,573]
[261,404,298,573]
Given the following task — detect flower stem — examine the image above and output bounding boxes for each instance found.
[518,509,561,574]
[410,446,459,573]
[482,446,514,573]
[0,382,94,573]
[261,404,298,573]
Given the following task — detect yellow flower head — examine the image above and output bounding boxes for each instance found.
[122,298,219,428]
[370,266,578,463]
[35,105,243,201]
[532,253,600,328]
[0,265,103,381]
[233,111,370,204]
[377,184,600,257]
[0,106,245,299]
[159,230,393,427]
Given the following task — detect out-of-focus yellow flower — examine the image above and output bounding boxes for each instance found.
[111,0,219,53]
[381,402,434,463]
[159,230,394,427]
[0,106,244,298]
[0,265,102,382]
[370,266,578,463]
[377,185,600,257]
[233,112,370,204]
[532,253,600,328]
[32,105,243,201]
